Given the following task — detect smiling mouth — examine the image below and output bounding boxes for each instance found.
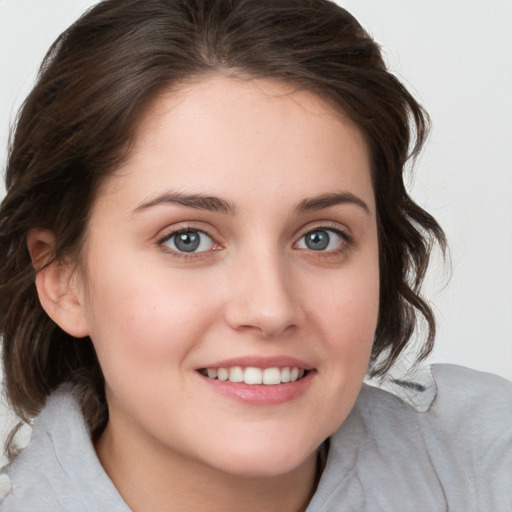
[198,366,308,385]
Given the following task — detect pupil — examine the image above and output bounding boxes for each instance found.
[175,232,200,252]
[306,230,329,251]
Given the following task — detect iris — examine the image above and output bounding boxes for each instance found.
[304,230,330,251]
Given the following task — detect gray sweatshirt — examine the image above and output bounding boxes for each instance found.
[1,364,511,511]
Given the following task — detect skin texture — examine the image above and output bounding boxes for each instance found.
[32,76,380,511]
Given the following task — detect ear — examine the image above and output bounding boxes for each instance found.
[27,228,89,338]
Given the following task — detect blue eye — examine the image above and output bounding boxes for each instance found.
[296,229,345,251]
[162,230,215,253]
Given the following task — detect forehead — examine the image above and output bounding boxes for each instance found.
[97,75,374,215]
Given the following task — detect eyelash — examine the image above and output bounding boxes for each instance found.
[295,223,352,257]
[156,226,218,260]
[156,223,352,259]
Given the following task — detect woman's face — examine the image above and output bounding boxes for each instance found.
[76,76,379,477]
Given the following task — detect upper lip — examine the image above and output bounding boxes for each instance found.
[197,355,314,371]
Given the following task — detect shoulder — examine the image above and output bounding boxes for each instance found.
[424,364,512,479]
[360,363,512,450]
[362,363,512,431]
[0,386,128,511]
[426,364,512,440]
[0,389,77,510]
[313,365,512,510]
[421,365,512,508]
[430,362,512,407]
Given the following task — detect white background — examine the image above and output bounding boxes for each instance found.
[1,0,511,445]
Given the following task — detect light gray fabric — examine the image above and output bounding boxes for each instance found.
[0,386,129,512]
[1,364,511,511]
[306,364,512,511]
[365,361,438,413]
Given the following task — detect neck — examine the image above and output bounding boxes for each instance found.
[96,421,319,512]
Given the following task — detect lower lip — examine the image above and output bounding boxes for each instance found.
[198,371,315,405]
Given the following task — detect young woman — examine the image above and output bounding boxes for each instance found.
[1,1,510,510]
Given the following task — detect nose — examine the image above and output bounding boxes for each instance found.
[224,247,304,339]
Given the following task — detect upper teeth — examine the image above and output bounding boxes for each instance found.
[203,367,306,385]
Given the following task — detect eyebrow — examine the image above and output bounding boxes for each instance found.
[295,192,371,215]
[132,191,238,215]
[131,190,370,217]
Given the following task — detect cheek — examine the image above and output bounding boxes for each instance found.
[291,267,378,437]
[83,262,220,372]
[314,260,379,331]
[310,263,379,370]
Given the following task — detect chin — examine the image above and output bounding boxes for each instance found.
[203,438,319,478]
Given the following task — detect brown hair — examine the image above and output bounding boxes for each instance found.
[1,0,445,452]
